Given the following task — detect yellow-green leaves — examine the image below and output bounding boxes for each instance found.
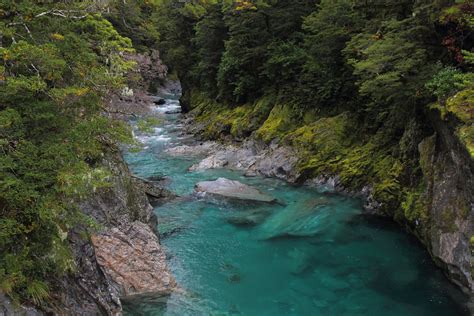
[57,162,112,199]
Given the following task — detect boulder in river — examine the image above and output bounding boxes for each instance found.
[195,178,276,203]
[258,197,331,239]
[152,98,166,105]
[165,141,223,157]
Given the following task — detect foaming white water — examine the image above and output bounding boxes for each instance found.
[137,134,172,144]
[133,96,183,145]
[152,100,181,114]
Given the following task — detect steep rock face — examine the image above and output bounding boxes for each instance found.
[91,222,176,297]
[0,292,43,316]
[48,149,174,315]
[416,111,474,292]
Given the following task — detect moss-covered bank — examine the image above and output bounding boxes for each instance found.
[187,90,474,292]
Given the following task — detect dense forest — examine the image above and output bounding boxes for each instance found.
[0,0,473,312]
[0,0,140,306]
[152,0,474,230]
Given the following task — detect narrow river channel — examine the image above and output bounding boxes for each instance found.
[122,93,468,316]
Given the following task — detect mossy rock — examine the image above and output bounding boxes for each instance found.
[255,103,300,142]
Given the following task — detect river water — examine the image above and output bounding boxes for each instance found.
[122,94,469,315]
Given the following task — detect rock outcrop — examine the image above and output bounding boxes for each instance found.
[413,110,474,293]
[184,141,299,181]
[91,222,176,297]
[44,150,175,315]
[195,178,276,203]
[0,292,43,316]
[132,175,176,205]
[165,141,223,157]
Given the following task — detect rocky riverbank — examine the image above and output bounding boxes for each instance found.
[169,109,474,297]
[0,149,177,315]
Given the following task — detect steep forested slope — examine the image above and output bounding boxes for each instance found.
[0,1,164,312]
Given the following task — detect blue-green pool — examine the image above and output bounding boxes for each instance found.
[122,96,469,316]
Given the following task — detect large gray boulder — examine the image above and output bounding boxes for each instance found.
[165,142,223,157]
[188,141,299,182]
[195,178,276,203]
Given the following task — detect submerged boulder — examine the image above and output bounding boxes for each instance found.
[195,178,276,203]
[226,208,273,227]
[258,197,331,239]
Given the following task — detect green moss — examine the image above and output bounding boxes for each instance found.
[445,86,474,159]
[401,186,429,223]
[190,92,276,140]
[446,86,473,123]
[255,103,300,142]
[282,112,404,214]
[189,92,429,218]
[137,117,162,133]
[456,124,474,158]
[418,135,436,178]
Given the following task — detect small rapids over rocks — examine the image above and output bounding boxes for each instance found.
[122,93,469,315]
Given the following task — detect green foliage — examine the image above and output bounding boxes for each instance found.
[300,0,363,109]
[217,5,272,102]
[0,0,136,305]
[344,18,436,115]
[137,117,162,134]
[106,0,162,52]
[426,66,467,102]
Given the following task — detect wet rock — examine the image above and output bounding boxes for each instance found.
[247,145,299,181]
[189,144,257,172]
[152,98,166,105]
[288,248,313,275]
[187,141,299,181]
[146,174,167,182]
[165,109,182,114]
[258,197,331,239]
[165,141,223,157]
[132,175,177,205]
[195,178,276,203]
[228,274,241,283]
[43,150,174,315]
[91,221,177,297]
[0,292,42,316]
[227,208,273,227]
[416,112,474,293]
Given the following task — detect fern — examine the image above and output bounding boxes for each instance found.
[26,280,49,306]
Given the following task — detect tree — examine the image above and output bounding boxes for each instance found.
[299,0,363,110]
[0,0,134,305]
[192,2,228,98]
[344,16,437,122]
[217,1,273,103]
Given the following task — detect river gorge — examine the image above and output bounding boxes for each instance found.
[121,92,469,316]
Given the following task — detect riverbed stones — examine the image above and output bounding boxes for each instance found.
[195,177,276,203]
[91,221,177,297]
[164,141,223,157]
[187,141,300,181]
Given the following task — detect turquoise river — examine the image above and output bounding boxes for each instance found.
[122,93,469,316]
